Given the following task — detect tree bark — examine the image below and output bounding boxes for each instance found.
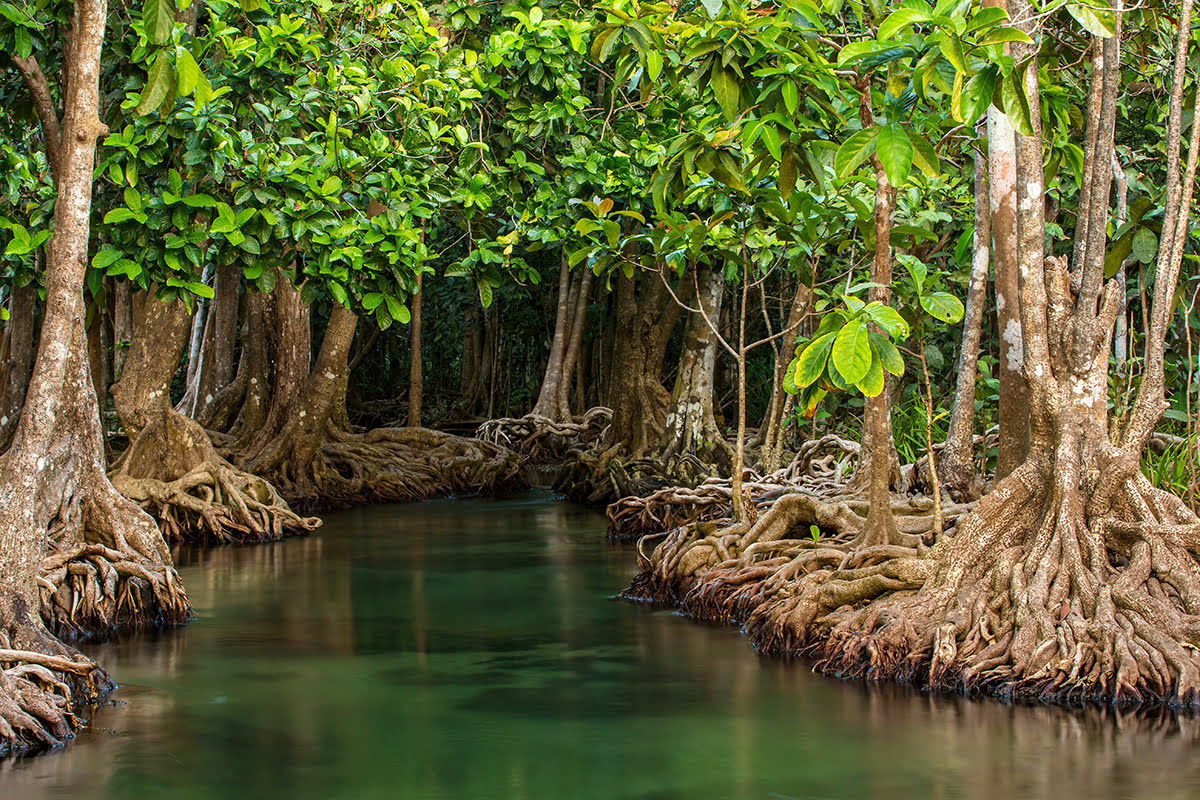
[407,272,423,428]
[530,251,572,421]
[991,101,1029,479]
[759,279,813,472]
[556,266,594,419]
[657,262,732,471]
[940,136,991,500]
[189,261,240,420]
[0,284,38,448]
[0,0,188,754]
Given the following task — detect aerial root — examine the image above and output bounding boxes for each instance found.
[37,541,190,639]
[111,460,321,545]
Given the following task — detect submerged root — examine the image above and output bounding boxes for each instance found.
[626,460,1200,709]
[111,461,320,545]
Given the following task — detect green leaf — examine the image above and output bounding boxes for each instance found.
[142,0,175,45]
[869,330,905,377]
[864,302,910,339]
[700,0,723,17]
[104,208,138,224]
[384,294,410,323]
[855,350,885,397]
[834,127,879,178]
[920,291,965,323]
[177,48,201,97]
[1132,228,1158,264]
[878,7,932,40]
[330,282,348,308]
[999,69,1034,137]
[646,49,664,81]
[959,65,998,124]
[710,65,740,122]
[760,125,782,162]
[794,331,836,388]
[876,123,913,187]
[321,176,343,196]
[136,50,174,116]
[91,248,124,269]
[909,131,940,176]
[781,81,798,115]
[832,319,871,385]
[978,27,1032,45]
[1066,2,1115,37]
[938,32,967,74]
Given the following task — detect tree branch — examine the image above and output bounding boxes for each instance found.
[11,53,64,180]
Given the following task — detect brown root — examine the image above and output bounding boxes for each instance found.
[112,461,320,545]
[475,407,611,465]
[249,427,528,512]
[626,454,1200,709]
[0,608,112,757]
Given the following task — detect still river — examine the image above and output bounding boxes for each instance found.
[2,493,1199,799]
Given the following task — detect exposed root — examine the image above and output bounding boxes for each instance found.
[475,407,611,465]
[259,427,528,512]
[0,616,111,757]
[625,455,1200,709]
[111,461,321,545]
[37,539,189,640]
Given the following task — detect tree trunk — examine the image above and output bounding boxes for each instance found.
[759,279,813,472]
[407,272,423,428]
[109,292,316,544]
[556,266,594,419]
[0,284,38,448]
[189,261,240,420]
[111,278,132,381]
[605,270,682,456]
[198,288,268,437]
[657,262,733,471]
[859,83,902,547]
[530,251,572,421]
[0,0,188,753]
[940,136,991,500]
[991,101,1029,479]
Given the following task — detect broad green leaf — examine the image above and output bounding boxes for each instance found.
[856,350,885,396]
[878,7,932,40]
[864,302,909,339]
[965,6,1008,32]
[794,331,836,388]
[1066,2,1115,37]
[91,248,123,269]
[978,27,1032,45]
[938,32,967,74]
[920,291,965,323]
[646,49,663,81]
[910,131,940,176]
[959,65,998,124]
[710,65,740,122]
[782,81,799,115]
[869,330,905,377]
[104,207,138,224]
[760,124,782,161]
[834,127,879,178]
[177,48,201,96]
[385,295,409,323]
[1132,227,1158,264]
[876,123,913,187]
[136,50,174,116]
[700,0,723,17]
[832,319,871,385]
[999,70,1034,137]
[142,0,175,44]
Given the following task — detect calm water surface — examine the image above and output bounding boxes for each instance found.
[3,493,1200,799]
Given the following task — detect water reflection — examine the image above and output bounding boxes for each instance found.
[2,494,1199,800]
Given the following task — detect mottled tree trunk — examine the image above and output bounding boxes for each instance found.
[940,138,991,500]
[657,263,732,470]
[408,272,423,428]
[0,283,38,447]
[605,271,682,456]
[530,251,572,421]
[188,261,240,420]
[0,0,188,753]
[556,266,593,419]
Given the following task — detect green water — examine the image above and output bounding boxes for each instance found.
[4,493,1200,799]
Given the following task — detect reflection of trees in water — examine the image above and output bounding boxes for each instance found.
[631,608,1200,799]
